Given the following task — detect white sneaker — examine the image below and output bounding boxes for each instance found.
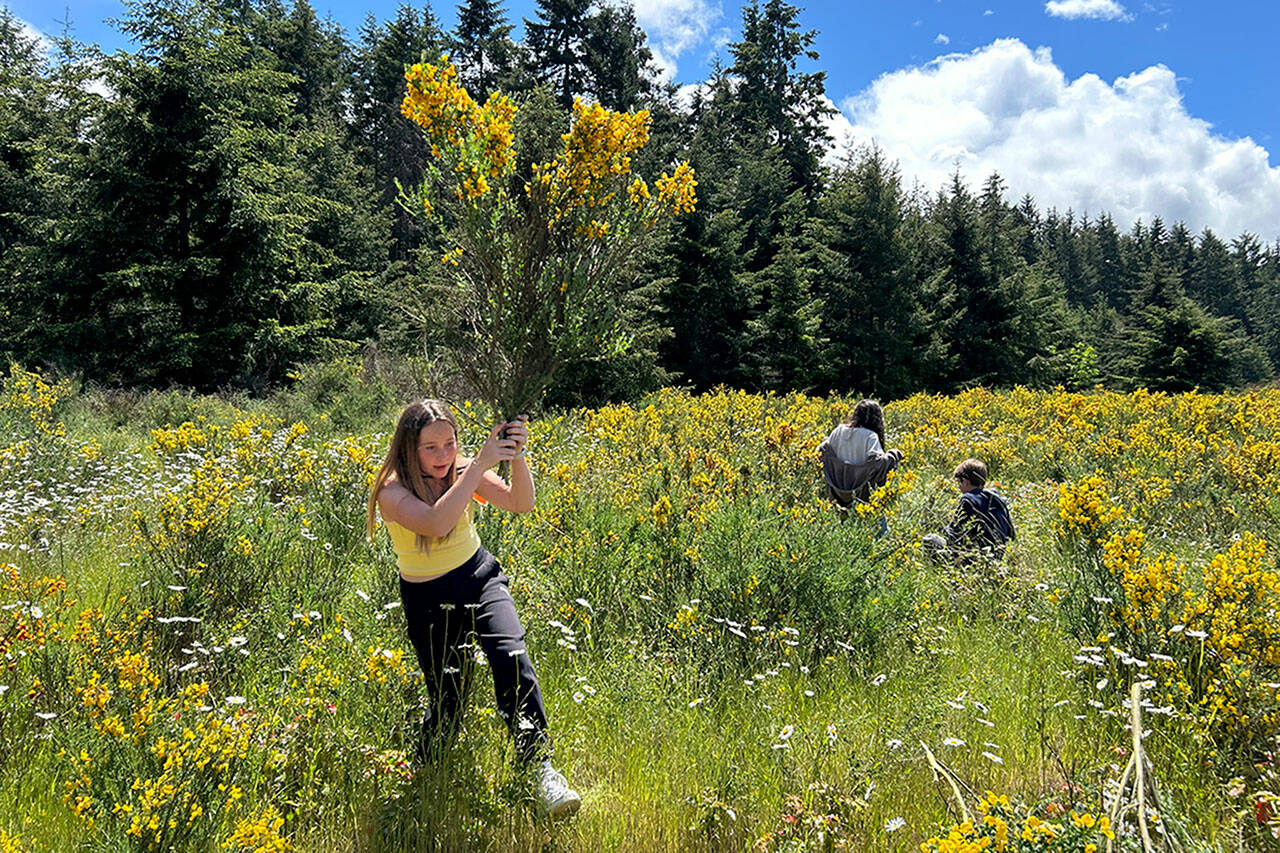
[535,761,581,818]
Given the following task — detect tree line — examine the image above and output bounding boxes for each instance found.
[2,0,1278,399]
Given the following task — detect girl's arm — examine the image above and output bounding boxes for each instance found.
[474,418,535,513]
[475,460,535,513]
[379,425,517,537]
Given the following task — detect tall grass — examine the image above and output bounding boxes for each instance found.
[2,370,1278,850]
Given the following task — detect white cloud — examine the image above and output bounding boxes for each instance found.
[935,33,951,45]
[13,15,52,53]
[632,0,724,82]
[984,9,994,15]
[674,80,710,112]
[1045,0,1134,22]
[835,38,1280,239]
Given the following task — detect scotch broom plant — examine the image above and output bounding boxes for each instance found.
[399,59,696,418]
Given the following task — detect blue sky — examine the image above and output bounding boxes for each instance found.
[9,0,1280,238]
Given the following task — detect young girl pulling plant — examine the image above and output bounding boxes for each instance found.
[366,400,581,818]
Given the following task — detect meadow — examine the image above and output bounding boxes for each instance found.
[2,364,1279,852]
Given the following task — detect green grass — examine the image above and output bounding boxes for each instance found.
[1,380,1276,851]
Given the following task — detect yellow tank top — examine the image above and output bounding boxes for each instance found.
[384,500,482,581]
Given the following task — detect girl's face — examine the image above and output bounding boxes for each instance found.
[417,420,458,479]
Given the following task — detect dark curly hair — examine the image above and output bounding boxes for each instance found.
[846,399,886,451]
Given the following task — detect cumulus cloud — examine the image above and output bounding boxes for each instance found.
[835,38,1280,239]
[935,33,951,45]
[1045,0,1133,22]
[632,0,723,82]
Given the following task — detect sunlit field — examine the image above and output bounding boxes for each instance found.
[3,366,1279,851]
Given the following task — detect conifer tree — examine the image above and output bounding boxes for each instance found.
[656,71,753,390]
[524,0,592,107]
[1188,229,1239,320]
[746,192,822,390]
[1090,214,1128,310]
[451,0,517,96]
[0,11,57,359]
[810,147,936,397]
[54,0,372,387]
[1123,256,1240,391]
[253,0,348,122]
[583,2,656,110]
[727,0,833,196]
[351,4,441,260]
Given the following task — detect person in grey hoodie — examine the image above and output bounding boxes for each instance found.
[819,400,903,509]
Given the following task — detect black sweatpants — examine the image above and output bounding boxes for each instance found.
[399,547,549,762]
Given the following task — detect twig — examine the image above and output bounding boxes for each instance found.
[1107,681,1185,853]
[1130,681,1155,851]
[921,741,973,825]
[1106,751,1136,853]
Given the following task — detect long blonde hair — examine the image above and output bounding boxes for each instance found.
[366,399,460,552]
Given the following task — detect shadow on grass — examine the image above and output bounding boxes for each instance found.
[363,734,576,852]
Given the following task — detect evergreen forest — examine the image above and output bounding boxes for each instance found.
[3,0,1279,401]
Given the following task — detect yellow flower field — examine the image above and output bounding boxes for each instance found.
[2,366,1278,850]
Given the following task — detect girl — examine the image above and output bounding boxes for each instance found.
[366,400,580,818]
[826,399,887,465]
[819,400,900,530]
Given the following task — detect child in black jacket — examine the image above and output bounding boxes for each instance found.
[925,458,1015,562]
